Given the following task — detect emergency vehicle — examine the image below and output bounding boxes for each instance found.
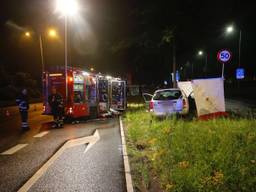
[110,79,127,111]
[43,66,97,119]
[43,66,127,119]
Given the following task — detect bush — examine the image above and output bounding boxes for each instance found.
[125,110,256,192]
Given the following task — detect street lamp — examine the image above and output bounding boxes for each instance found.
[24,31,31,37]
[225,24,242,67]
[24,29,58,74]
[198,50,203,56]
[197,50,208,77]
[55,0,79,100]
[48,29,58,38]
[56,0,79,16]
[90,67,94,72]
[23,28,59,104]
[226,25,234,34]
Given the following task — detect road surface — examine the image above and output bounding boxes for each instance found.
[0,105,125,192]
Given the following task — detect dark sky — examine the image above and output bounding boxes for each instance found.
[0,0,255,84]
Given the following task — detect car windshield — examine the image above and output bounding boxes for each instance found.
[153,90,182,100]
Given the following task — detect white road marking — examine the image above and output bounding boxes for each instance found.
[84,129,100,153]
[119,116,134,192]
[18,129,100,192]
[33,131,49,138]
[1,144,28,155]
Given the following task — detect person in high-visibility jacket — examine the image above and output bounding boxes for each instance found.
[16,88,30,131]
[48,87,64,128]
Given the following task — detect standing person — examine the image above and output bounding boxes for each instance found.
[48,87,64,128]
[16,88,30,131]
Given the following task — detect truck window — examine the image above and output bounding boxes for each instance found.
[74,74,85,104]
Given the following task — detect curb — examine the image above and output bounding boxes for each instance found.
[119,116,134,192]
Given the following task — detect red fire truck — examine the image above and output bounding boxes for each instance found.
[43,67,98,119]
[110,79,127,111]
[43,66,127,119]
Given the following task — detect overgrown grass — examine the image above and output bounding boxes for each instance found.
[124,109,256,192]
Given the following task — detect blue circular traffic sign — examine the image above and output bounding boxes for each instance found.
[217,49,232,63]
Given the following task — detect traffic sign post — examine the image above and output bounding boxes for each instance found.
[221,62,225,78]
[217,49,232,78]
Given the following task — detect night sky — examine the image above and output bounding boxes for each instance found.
[0,0,255,84]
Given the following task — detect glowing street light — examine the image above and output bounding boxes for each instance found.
[198,50,203,56]
[56,0,79,17]
[90,67,94,72]
[24,32,31,37]
[226,25,234,34]
[48,29,58,38]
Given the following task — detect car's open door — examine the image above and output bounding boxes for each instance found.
[142,93,153,110]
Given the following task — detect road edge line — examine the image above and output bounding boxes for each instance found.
[119,116,134,192]
[17,130,100,192]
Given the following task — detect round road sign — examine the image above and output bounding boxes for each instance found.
[217,49,232,63]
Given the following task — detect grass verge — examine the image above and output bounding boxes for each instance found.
[124,106,256,192]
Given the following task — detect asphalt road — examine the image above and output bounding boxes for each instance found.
[0,106,125,192]
[29,125,125,192]
[0,103,51,152]
[225,99,256,115]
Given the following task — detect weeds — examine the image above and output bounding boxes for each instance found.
[124,109,256,192]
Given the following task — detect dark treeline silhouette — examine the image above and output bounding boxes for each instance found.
[0,65,40,101]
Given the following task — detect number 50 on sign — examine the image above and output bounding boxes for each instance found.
[217,50,232,63]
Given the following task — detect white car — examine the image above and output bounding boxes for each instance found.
[143,88,189,117]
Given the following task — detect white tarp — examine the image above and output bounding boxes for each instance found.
[191,78,225,117]
[177,81,193,97]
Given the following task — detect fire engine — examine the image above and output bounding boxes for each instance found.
[43,66,126,119]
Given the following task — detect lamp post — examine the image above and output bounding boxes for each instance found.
[226,25,243,87]
[24,29,58,76]
[226,25,242,67]
[39,34,45,75]
[55,0,79,99]
[198,50,208,77]
[24,29,58,103]
[64,16,68,99]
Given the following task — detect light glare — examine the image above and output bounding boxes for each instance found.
[226,26,234,33]
[198,51,203,55]
[106,75,112,80]
[48,29,57,38]
[25,32,31,37]
[82,71,89,76]
[56,0,79,16]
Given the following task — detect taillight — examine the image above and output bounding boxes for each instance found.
[149,101,154,111]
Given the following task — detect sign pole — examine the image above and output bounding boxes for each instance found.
[217,49,232,79]
[221,63,225,78]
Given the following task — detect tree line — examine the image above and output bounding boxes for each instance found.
[0,65,40,101]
